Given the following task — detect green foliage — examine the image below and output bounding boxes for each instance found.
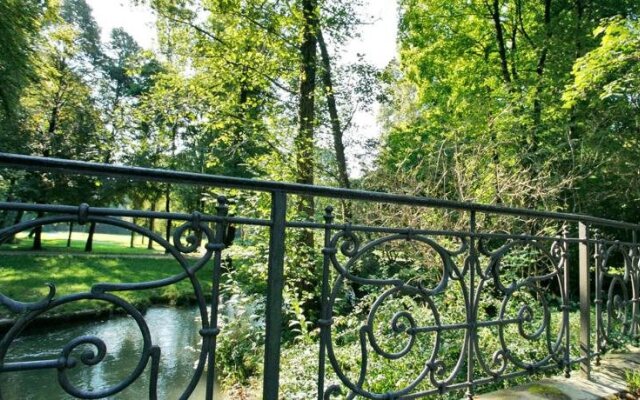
[217,294,265,386]
[562,16,640,221]
[376,0,640,223]
[626,370,640,396]
[0,0,46,132]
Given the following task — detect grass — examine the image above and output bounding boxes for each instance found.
[0,253,213,319]
[3,231,166,255]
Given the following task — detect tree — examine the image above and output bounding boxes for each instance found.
[376,0,640,225]
[562,16,640,221]
[12,0,107,249]
[0,0,47,133]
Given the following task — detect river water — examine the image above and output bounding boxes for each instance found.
[0,306,222,399]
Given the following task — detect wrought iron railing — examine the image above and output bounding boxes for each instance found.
[0,153,638,399]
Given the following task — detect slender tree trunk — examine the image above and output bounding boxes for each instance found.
[317,28,352,220]
[4,210,24,244]
[532,0,552,153]
[130,227,135,248]
[317,29,350,190]
[567,0,584,213]
[165,125,177,253]
[32,211,44,251]
[509,16,518,80]
[295,0,318,244]
[43,78,65,158]
[84,222,96,252]
[165,185,171,253]
[317,29,354,219]
[293,0,319,321]
[67,222,74,247]
[491,0,512,84]
[0,198,12,229]
[148,201,156,250]
[0,179,16,228]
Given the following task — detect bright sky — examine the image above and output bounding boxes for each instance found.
[86,1,157,49]
[86,0,398,175]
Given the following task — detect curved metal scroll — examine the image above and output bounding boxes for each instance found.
[0,202,227,399]
[319,219,569,399]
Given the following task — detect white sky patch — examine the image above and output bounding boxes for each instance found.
[343,1,398,69]
[342,1,398,177]
[86,0,157,48]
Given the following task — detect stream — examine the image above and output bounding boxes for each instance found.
[0,306,222,399]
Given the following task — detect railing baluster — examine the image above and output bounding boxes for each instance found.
[317,206,334,400]
[632,230,639,340]
[205,197,229,400]
[593,230,602,365]
[466,210,477,399]
[562,224,571,378]
[263,191,287,400]
[578,222,591,378]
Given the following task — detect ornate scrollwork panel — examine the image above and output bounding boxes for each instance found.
[597,241,636,347]
[475,239,566,380]
[0,206,227,399]
[321,230,468,399]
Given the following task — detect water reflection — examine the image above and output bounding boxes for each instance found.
[0,307,220,399]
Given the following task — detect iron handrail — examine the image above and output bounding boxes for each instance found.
[0,152,638,230]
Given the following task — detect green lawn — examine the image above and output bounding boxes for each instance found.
[0,253,213,319]
[4,232,166,255]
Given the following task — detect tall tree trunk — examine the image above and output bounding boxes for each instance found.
[130,226,135,248]
[567,0,584,212]
[148,201,156,250]
[531,0,552,154]
[509,15,519,81]
[491,0,512,85]
[293,0,319,321]
[84,222,96,252]
[67,222,74,247]
[32,211,44,251]
[43,77,65,158]
[295,0,318,242]
[317,28,352,220]
[317,29,350,190]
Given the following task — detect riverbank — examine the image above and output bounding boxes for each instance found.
[0,252,213,328]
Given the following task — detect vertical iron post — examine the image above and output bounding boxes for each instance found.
[263,191,287,400]
[466,210,477,399]
[205,197,228,400]
[578,222,591,378]
[562,224,571,378]
[632,230,639,339]
[317,206,334,400]
[593,230,602,365]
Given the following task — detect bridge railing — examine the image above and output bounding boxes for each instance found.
[0,153,638,399]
